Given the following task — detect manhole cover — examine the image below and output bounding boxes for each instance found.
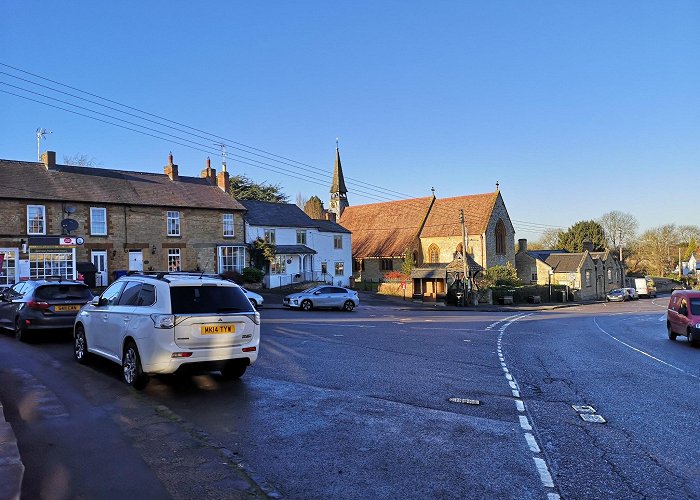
[448,397,480,405]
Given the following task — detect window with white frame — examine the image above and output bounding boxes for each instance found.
[30,250,74,280]
[27,205,46,235]
[296,230,307,245]
[90,207,107,235]
[167,211,181,236]
[270,255,286,274]
[223,214,234,237]
[217,246,245,273]
[335,261,344,276]
[264,229,276,245]
[0,249,18,286]
[334,235,342,249]
[168,248,181,271]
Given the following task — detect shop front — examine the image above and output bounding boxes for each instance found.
[27,236,82,280]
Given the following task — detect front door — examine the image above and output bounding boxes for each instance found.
[128,251,143,272]
[91,250,108,286]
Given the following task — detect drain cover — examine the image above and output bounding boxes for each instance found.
[580,414,606,423]
[448,397,480,405]
[572,405,596,413]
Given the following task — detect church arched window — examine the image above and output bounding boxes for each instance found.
[495,219,506,255]
[428,244,440,263]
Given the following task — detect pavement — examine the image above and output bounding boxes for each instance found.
[0,400,23,500]
[0,287,580,500]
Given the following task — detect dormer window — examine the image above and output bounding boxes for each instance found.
[27,205,46,235]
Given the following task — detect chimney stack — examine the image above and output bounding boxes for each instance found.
[582,239,594,252]
[164,152,179,181]
[518,238,527,253]
[216,169,229,192]
[200,157,216,185]
[41,151,56,170]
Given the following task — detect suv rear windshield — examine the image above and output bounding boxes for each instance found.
[36,284,93,301]
[170,285,253,314]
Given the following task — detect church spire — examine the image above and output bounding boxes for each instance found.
[330,139,347,195]
[329,138,349,219]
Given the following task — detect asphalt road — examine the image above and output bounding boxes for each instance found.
[0,296,698,499]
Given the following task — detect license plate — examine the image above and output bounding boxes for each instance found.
[201,324,235,335]
[54,305,81,312]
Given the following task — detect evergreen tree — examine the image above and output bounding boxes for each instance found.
[228,174,288,203]
[556,220,607,252]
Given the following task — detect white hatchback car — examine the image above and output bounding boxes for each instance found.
[73,272,260,388]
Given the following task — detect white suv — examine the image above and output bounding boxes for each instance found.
[73,272,260,388]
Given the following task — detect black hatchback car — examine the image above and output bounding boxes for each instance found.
[0,279,94,342]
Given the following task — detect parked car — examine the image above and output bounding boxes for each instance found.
[606,288,630,302]
[0,278,93,342]
[624,287,639,300]
[241,287,264,308]
[666,289,700,346]
[283,285,359,311]
[73,272,260,388]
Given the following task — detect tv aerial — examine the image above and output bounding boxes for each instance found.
[36,128,52,161]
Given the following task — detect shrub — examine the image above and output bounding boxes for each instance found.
[242,267,264,284]
[220,270,244,284]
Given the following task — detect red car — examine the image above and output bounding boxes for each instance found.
[666,290,700,346]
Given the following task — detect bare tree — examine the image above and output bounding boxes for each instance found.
[529,228,563,250]
[677,225,700,245]
[598,211,638,249]
[63,153,100,167]
[632,224,678,275]
[295,193,308,210]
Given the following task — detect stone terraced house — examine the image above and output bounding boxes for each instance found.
[0,151,248,287]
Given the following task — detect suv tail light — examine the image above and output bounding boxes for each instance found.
[253,311,260,325]
[150,314,175,329]
[27,300,50,310]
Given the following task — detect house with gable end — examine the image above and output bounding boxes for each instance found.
[240,200,352,289]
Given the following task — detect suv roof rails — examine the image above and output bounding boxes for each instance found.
[124,271,233,283]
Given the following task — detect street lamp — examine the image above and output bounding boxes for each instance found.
[548,269,553,302]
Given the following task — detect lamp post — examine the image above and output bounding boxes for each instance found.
[548,269,553,302]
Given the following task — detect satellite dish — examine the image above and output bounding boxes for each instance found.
[64,206,76,214]
[61,218,79,234]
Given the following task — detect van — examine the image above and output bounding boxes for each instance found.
[625,277,657,298]
[666,290,700,346]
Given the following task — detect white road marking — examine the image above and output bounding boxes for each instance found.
[548,494,561,500]
[593,318,699,380]
[533,457,554,487]
[515,400,525,412]
[519,415,532,430]
[658,315,666,322]
[512,390,520,398]
[524,433,540,452]
[509,381,518,390]
[505,373,513,380]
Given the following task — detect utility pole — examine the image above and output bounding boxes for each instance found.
[459,209,470,305]
[679,246,682,279]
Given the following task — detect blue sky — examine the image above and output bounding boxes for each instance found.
[1,1,698,240]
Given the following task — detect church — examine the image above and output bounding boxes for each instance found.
[329,147,516,302]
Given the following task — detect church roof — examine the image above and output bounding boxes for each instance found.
[330,147,347,194]
[420,192,500,237]
[339,196,435,258]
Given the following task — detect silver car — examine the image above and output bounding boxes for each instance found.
[283,286,359,311]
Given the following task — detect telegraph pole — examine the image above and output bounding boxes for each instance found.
[460,209,470,305]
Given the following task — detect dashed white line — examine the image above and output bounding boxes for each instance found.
[496,313,559,497]
[524,433,540,452]
[533,457,554,487]
[519,415,532,431]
